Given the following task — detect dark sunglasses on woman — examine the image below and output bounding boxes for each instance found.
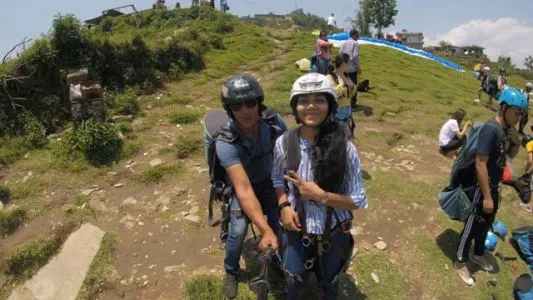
[229,99,257,112]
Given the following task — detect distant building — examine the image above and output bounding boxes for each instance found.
[396,30,424,49]
[253,13,292,22]
[84,9,124,26]
[427,45,485,57]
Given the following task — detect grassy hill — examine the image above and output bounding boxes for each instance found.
[1,8,532,300]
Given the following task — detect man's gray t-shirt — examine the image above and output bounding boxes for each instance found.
[341,38,360,73]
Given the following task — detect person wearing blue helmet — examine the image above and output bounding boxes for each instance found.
[455,87,528,286]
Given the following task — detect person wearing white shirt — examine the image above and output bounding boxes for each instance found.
[327,13,336,28]
[438,109,472,157]
[340,29,360,108]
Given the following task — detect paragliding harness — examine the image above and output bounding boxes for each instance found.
[510,227,533,299]
[204,108,284,245]
[438,119,505,221]
[248,247,280,300]
[279,128,354,294]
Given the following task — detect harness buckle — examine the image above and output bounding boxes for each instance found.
[321,241,331,253]
[302,235,312,247]
[341,221,351,233]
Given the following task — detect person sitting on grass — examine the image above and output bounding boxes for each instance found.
[438,109,472,159]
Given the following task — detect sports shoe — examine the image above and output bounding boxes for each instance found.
[223,273,238,299]
[469,252,494,272]
[455,261,474,286]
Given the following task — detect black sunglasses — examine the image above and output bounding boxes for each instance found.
[229,99,257,112]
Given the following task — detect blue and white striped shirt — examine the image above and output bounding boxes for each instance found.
[271,134,368,235]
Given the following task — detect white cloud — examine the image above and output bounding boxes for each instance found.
[426,18,533,68]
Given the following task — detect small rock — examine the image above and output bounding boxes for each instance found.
[125,222,135,229]
[142,275,148,280]
[374,241,387,251]
[351,247,358,258]
[445,264,449,270]
[156,195,171,205]
[189,206,199,215]
[62,204,76,213]
[148,264,157,269]
[81,188,98,196]
[107,172,118,176]
[142,280,149,287]
[138,221,145,226]
[160,205,170,212]
[180,211,189,217]
[114,183,124,188]
[164,265,181,273]
[81,203,87,210]
[150,159,164,167]
[371,272,380,283]
[171,250,177,255]
[378,237,383,241]
[0,201,4,211]
[120,279,128,285]
[148,232,153,237]
[122,197,137,206]
[184,215,200,224]
[412,203,419,209]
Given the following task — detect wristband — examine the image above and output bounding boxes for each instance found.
[278,202,291,214]
[318,191,328,205]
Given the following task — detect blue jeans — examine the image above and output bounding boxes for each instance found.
[224,185,280,275]
[281,230,353,300]
[316,57,329,75]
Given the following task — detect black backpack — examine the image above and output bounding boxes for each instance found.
[203,108,284,243]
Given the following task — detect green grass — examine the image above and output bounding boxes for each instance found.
[175,134,203,159]
[0,185,11,204]
[169,110,202,125]
[1,222,75,280]
[0,208,27,237]
[137,163,184,183]
[10,178,47,199]
[76,232,118,300]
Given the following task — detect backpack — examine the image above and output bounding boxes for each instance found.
[510,226,533,272]
[438,120,504,221]
[514,273,533,300]
[203,107,284,243]
[482,74,499,97]
[357,79,373,92]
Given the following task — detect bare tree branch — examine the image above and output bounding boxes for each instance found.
[2,38,33,64]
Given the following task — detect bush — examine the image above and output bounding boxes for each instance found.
[137,164,183,183]
[20,112,47,148]
[0,185,11,204]
[104,87,141,116]
[169,110,201,124]
[69,119,123,166]
[0,208,27,237]
[51,14,92,69]
[176,135,203,159]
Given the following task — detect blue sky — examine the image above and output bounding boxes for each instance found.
[1,0,532,65]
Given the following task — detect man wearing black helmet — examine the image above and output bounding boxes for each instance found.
[216,75,287,298]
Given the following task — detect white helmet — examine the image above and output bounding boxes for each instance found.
[289,73,338,105]
[483,66,490,72]
[289,73,338,123]
[526,82,533,89]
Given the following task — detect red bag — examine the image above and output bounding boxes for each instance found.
[502,162,513,184]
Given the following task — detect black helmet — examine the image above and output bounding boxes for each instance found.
[221,75,264,108]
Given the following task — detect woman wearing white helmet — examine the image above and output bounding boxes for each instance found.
[271,73,368,298]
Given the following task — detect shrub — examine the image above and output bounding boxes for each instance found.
[176,135,203,159]
[69,119,123,166]
[137,164,183,183]
[169,110,201,124]
[0,185,11,204]
[104,87,141,116]
[20,112,47,148]
[0,208,27,237]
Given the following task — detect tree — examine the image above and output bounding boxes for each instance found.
[368,0,398,35]
[524,55,533,71]
[353,0,373,36]
[438,40,452,48]
[497,55,514,69]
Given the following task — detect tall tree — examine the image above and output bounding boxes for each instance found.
[353,0,372,36]
[497,55,514,69]
[524,55,533,71]
[368,0,398,35]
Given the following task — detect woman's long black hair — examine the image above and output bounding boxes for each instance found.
[313,113,348,194]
